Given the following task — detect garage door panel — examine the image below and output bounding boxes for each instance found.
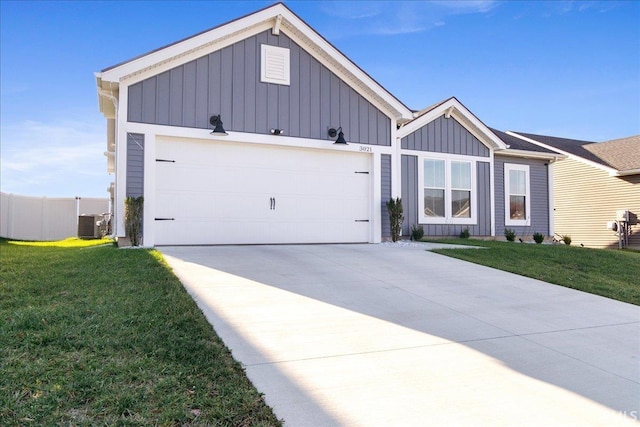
[154,139,370,245]
[157,193,272,220]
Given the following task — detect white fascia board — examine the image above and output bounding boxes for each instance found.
[506,131,618,175]
[99,22,273,86]
[96,3,412,123]
[279,16,412,121]
[496,149,565,162]
[398,98,507,150]
[612,168,640,177]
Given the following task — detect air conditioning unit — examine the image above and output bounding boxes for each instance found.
[616,210,638,225]
[78,215,100,239]
[617,210,630,222]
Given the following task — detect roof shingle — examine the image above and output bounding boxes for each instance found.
[511,132,606,166]
[510,132,640,173]
[489,129,558,154]
[584,135,640,172]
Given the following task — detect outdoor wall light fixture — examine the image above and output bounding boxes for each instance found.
[270,128,285,135]
[209,115,228,136]
[328,127,347,145]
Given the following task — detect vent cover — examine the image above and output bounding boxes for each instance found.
[261,44,290,85]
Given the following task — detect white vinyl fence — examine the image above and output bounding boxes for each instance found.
[0,192,109,241]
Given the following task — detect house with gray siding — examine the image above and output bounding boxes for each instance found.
[96,2,560,246]
[396,98,560,240]
[506,132,640,248]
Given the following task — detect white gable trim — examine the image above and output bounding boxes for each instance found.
[497,148,564,161]
[96,3,412,122]
[506,131,619,176]
[397,98,507,151]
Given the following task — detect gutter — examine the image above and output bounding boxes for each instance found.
[612,168,640,177]
[496,148,565,162]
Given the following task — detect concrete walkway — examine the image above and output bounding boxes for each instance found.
[160,244,639,426]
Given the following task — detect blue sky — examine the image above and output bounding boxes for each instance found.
[1,0,638,198]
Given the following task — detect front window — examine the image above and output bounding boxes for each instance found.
[424,159,445,217]
[451,161,471,218]
[419,157,476,224]
[505,164,531,226]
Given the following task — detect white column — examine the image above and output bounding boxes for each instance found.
[143,133,156,247]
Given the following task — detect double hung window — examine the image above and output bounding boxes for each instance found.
[504,164,531,226]
[420,157,475,224]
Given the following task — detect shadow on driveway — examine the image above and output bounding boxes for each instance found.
[160,244,640,426]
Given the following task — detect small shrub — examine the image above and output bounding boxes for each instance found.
[459,227,470,239]
[386,197,404,242]
[533,232,545,244]
[504,228,516,242]
[562,234,572,245]
[410,224,424,241]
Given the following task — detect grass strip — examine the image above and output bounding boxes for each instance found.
[428,239,640,305]
[0,239,281,426]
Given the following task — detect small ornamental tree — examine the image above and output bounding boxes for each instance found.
[124,196,144,246]
[386,197,404,242]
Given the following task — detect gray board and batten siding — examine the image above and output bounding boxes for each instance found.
[494,155,550,237]
[400,116,492,237]
[401,116,490,157]
[126,133,144,198]
[127,30,391,146]
[401,155,492,237]
[381,154,392,238]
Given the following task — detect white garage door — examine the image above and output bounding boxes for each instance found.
[154,139,371,245]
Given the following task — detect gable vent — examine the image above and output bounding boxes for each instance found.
[261,44,290,86]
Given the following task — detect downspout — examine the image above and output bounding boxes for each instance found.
[547,157,557,238]
[98,88,120,236]
[98,88,119,116]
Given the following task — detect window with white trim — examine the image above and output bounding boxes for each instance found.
[504,163,531,226]
[419,157,476,224]
[261,44,290,86]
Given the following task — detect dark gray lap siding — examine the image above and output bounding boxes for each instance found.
[127,30,391,146]
[401,155,491,237]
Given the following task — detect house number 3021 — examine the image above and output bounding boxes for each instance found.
[359,146,372,153]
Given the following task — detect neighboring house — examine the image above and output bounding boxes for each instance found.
[95,2,559,246]
[507,132,640,248]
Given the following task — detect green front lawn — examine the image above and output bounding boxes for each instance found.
[0,238,281,426]
[428,239,640,305]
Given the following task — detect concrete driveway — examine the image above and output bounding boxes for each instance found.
[159,244,639,426]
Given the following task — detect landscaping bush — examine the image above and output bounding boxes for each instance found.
[504,228,516,242]
[459,227,470,239]
[533,232,545,244]
[386,197,404,242]
[410,224,424,241]
[562,234,572,245]
[124,196,144,246]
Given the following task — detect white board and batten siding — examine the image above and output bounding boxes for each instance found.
[154,139,372,245]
